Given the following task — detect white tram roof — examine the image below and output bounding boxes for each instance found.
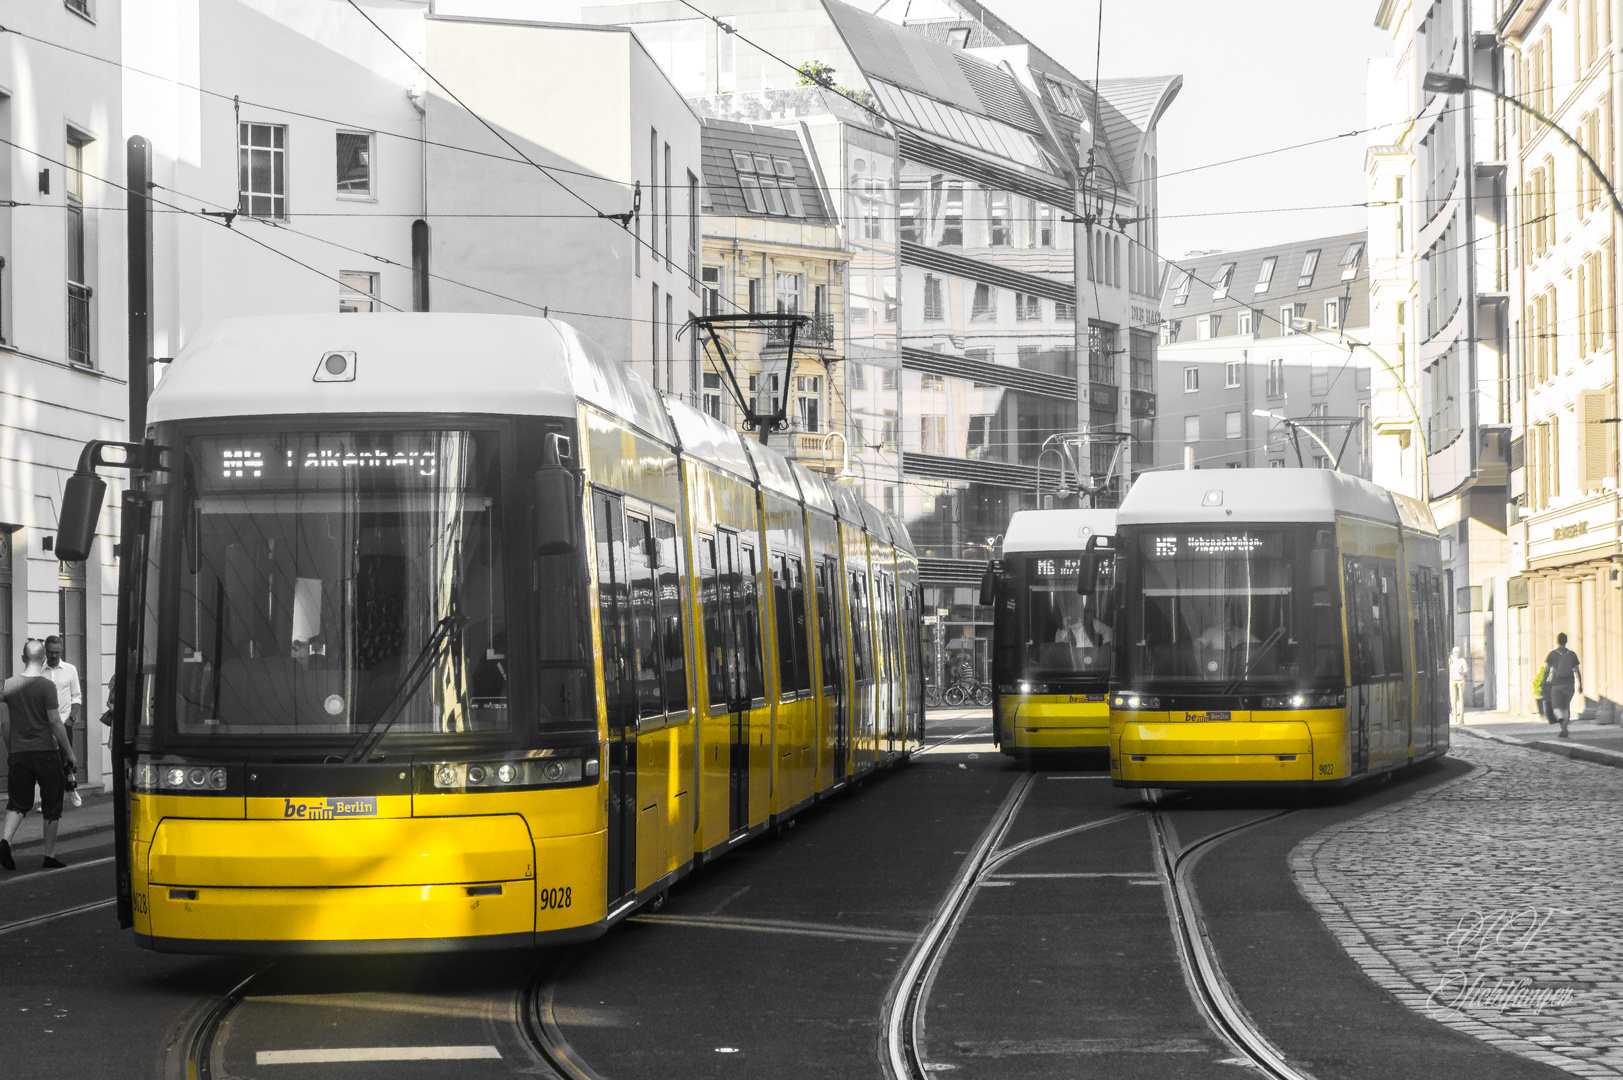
[664,397,755,484]
[149,313,677,445]
[1118,469,1437,532]
[788,461,838,517]
[1002,509,1118,554]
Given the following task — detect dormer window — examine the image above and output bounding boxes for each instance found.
[1297,249,1321,288]
[1171,270,1192,306]
[1339,241,1365,281]
[1212,262,1235,299]
[732,151,754,173]
[1255,256,1277,294]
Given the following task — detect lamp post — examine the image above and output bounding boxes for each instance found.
[1423,70,1623,225]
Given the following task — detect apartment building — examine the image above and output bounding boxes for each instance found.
[1,0,127,789]
[1367,0,1512,709]
[1499,0,1621,721]
[696,117,850,471]
[1158,233,1373,476]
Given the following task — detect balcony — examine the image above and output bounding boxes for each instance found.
[67,282,92,367]
[778,431,846,472]
[766,312,836,347]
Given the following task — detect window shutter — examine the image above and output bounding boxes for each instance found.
[1577,389,1614,491]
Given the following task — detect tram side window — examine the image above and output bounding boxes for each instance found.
[595,493,630,723]
[1344,555,1402,683]
[788,556,812,693]
[815,560,839,691]
[849,571,873,681]
[903,583,923,707]
[626,515,664,718]
[738,542,766,701]
[699,535,732,709]
[771,553,803,697]
[654,518,687,715]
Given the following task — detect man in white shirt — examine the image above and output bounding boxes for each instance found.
[44,636,82,766]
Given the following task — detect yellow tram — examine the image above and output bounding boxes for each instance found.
[986,509,1116,755]
[1108,470,1448,787]
[65,314,922,953]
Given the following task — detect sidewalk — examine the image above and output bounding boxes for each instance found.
[1463,710,1623,769]
[2,786,115,850]
[1293,736,1623,1078]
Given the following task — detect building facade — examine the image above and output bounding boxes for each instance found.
[1,0,127,789]
[589,0,1179,686]
[1367,0,1513,710]
[696,117,850,472]
[1158,234,1373,476]
[1498,0,1621,721]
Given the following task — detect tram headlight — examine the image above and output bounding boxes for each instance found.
[430,758,586,789]
[1111,694,1160,710]
[1260,691,1347,710]
[497,764,519,784]
[132,758,230,792]
[434,763,462,788]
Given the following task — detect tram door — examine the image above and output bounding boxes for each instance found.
[594,492,637,906]
[700,530,758,837]
[815,559,847,781]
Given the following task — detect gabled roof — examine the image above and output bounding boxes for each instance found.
[699,119,833,225]
[821,0,1045,136]
[1087,76,1182,187]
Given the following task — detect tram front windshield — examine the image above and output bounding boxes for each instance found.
[1005,554,1113,684]
[1119,526,1343,692]
[167,429,521,738]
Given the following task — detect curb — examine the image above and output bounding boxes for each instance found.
[1457,724,1623,769]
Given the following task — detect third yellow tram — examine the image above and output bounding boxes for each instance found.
[1108,470,1449,787]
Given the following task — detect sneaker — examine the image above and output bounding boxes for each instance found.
[0,840,12,871]
[42,856,66,870]
[68,789,82,809]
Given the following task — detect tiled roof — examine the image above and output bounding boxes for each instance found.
[1159,231,1371,338]
[1083,76,1183,188]
[821,0,1044,135]
[699,119,833,225]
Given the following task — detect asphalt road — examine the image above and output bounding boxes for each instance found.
[0,716,1568,1079]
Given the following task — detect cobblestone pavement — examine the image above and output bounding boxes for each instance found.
[1292,736,1623,1078]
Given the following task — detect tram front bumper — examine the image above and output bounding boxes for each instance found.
[1112,718,1316,785]
[138,813,549,949]
[1003,695,1110,750]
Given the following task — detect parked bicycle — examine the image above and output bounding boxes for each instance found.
[941,680,994,707]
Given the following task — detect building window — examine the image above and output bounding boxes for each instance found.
[970,282,996,322]
[1267,357,1285,399]
[1162,319,1182,344]
[882,367,899,391]
[899,188,923,243]
[1055,300,1075,321]
[339,271,379,312]
[1212,262,1235,299]
[1281,305,1296,335]
[923,274,944,321]
[881,417,899,452]
[776,272,802,315]
[941,182,964,246]
[882,276,897,323]
[1183,415,1200,442]
[796,375,821,432]
[1183,366,1198,393]
[1225,361,1241,388]
[649,129,660,259]
[238,122,287,218]
[65,0,93,18]
[703,371,724,419]
[919,414,947,454]
[1297,248,1320,288]
[1196,317,1212,341]
[989,191,1011,246]
[1238,310,1253,336]
[1171,270,1192,306]
[336,130,372,197]
[1037,204,1054,247]
[664,143,673,264]
[1268,458,1284,468]
[1015,292,1042,321]
[65,130,92,367]
[1089,324,1118,385]
[1226,411,1242,439]
[966,414,990,456]
[851,364,866,391]
[702,265,723,315]
[1324,299,1340,329]
[1339,241,1364,281]
[1255,256,1277,294]
[688,171,699,281]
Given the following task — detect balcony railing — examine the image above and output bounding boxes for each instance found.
[767,312,836,346]
[67,282,92,367]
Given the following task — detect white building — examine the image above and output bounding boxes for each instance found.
[1,0,127,789]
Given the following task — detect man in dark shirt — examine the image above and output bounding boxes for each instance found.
[1541,633,1584,740]
[1,640,78,870]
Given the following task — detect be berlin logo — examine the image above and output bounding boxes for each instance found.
[1425,907,1578,1020]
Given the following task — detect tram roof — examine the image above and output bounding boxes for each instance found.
[149,314,677,445]
[664,396,756,483]
[1003,509,1118,554]
[1118,469,1432,531]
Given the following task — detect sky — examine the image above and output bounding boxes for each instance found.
[436,0,1393,257]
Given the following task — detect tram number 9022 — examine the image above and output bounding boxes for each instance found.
[540,886,573,910]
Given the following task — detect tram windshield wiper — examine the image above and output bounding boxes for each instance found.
[343,612,465,764]
[1220,624,1285,697]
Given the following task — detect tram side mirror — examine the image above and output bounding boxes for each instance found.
[534,468,577,556]
[56,469,107,562]
[978,561,1001,607]
[1310,548,1331,589]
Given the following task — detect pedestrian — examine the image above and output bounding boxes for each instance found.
[0,640,78,870]
[1540,633,1583,739]
[43,635,82,765]
[1448,646,1468,725]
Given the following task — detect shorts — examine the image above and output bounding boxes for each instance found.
[6,751,65,821]
[1548,682,1577,719]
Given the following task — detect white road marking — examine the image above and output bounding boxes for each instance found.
[1045,775,1112,780]
[0,856,114,889]
[631,913,915,943]
[988,872,1159,880]
[255,1046,501,1064]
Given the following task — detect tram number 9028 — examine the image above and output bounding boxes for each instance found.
[540,886,573,910]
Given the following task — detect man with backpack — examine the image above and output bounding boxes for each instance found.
[1541,633,1583,740]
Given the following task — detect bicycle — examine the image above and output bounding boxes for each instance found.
[942,681,994,707]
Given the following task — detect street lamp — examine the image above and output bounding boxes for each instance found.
[1424,70,1623,223]
[1253,409,1343,470]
